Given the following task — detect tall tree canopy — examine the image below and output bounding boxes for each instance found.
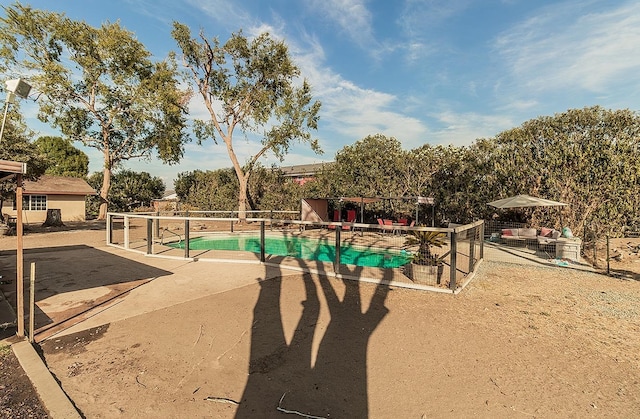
[478,106,640,235]
[0,3,189,219]
[0,105,47,222]
[34,136,89,178]
[171,23,321,220]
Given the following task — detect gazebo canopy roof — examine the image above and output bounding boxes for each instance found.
[488,194,567,209]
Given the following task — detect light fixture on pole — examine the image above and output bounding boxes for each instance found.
[0,78,32,144]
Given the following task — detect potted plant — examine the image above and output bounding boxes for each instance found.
[403,230,446,284]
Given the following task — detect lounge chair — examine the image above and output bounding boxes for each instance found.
[377,218,394,234]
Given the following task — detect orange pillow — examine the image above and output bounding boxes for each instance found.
[501,229,513,236]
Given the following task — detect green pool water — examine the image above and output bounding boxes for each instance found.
[168,235,411,268]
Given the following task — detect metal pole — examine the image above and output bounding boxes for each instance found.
[0,93,13,144]
[260,221,265,262]
[184,219,190,258]
[468,228,475,273]
[29,263,35,343]
[479,221,485,260]
[154,211,160,239]
[106,213,112,244]
[606,234,610,275]
[124,216,130,249]
[334,228,341,273]
[449,230,457,290]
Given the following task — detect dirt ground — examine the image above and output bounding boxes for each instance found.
[0,344,49,418]
[1,223,640,418]
[584,236,640,281]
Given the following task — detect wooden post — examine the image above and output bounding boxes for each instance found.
[449,230,457,290]
[146,218,153,255]
[16,174,24,337]
[29,263,35,343]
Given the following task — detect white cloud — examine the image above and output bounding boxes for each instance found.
[184,0,253,28]
[309,0,376,48]
[495,0,640,94]
[427,110,516,147]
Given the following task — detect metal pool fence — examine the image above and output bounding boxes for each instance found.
[106,212,484,293]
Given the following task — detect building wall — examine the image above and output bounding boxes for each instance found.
[4,194,88,224]
[301,198,328,222]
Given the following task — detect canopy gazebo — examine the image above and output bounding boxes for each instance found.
[488,194,568,209]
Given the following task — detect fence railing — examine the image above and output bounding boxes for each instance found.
[106,213,484,293]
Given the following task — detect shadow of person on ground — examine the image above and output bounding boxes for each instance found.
[236,241,391,418]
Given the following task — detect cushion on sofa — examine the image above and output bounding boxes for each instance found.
[540,227,553,237]
[551,229,561,239]
[501,228,513,236]
[520,228,537,239]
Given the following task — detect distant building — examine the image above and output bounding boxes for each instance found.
[278,162,333,185]
[4,175,97,223]
[152,190,179,212]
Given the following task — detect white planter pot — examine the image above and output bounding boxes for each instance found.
[404,263,443,285]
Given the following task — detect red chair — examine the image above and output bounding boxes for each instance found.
[343,209,357,230]
[328,209,340,229]
[378,218,393,234]
[398,218,408,226]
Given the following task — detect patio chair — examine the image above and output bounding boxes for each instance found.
[328,209,340,230]
[377,218,394,234]
[343,209,357,230]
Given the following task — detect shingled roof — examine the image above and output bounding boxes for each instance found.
[22,175,97,196]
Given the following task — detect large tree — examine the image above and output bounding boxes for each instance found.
[34,136,89,178]
[0,3,189,219]
[174,169,238,211]
[0,106,47,222]
[475,106,640,235]
[87,170,165,215]
[171,23,321,220]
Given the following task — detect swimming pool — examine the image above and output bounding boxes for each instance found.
[167,235,411,268]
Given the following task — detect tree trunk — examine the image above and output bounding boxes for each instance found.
[97,166,112,220]
[237,174,249,222]
[42,209,64,227]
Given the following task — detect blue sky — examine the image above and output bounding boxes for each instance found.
[6,0,640,188]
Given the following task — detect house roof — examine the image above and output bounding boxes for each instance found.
[153,190,178,202]
[22,175,97,196]
[279,162,333,177]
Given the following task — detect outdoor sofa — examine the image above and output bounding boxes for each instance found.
[501,227,561,247]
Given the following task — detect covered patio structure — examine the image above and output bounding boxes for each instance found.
[301,196,435,226]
